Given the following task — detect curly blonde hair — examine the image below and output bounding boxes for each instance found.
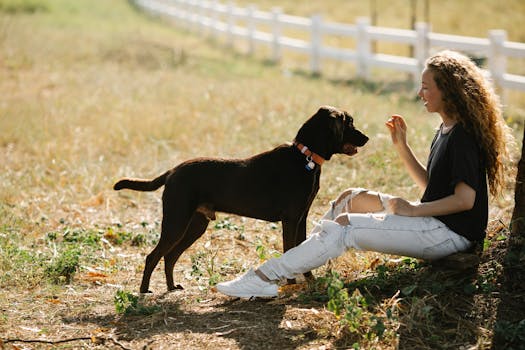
[425,50,512,196]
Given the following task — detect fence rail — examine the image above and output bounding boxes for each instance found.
[135,0,525,93]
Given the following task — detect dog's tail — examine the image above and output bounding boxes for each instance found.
[113,171,170,192]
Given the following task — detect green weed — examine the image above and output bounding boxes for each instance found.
[130,233,147,247]
[190,250,221,289]
[44,246,81,284]
[214,218,242,231]
[103,227,133,245]
[114,290,161,315]
[61,228,101,246]
[255,239,282,261]
[321,270,396,342]
[0,236,43,287]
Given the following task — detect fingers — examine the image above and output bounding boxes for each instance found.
[385,114,405,130]
[387,197,415,216]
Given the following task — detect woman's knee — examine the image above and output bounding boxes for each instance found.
[335,188,384,214]
[334,188,365,208]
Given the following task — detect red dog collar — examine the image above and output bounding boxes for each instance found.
[294,142,326,169]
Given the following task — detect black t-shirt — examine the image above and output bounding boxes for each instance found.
[420,124,488,242]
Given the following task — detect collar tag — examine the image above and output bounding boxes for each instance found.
[293,141,326,170]
[305,156,315,170]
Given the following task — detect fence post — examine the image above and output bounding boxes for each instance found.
[178,0,188,30]
[198,1,206,35]
[211,0,218,39]
[356,17,370,79]
[489,29,507,96]
[271,7,282,63]
[247,5,257,55]
[226,2,234,48]
[310,14,322,75]
[414,22,429,85]
[188,0,197,32]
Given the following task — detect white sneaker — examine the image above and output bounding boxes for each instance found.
[216,269,278,298]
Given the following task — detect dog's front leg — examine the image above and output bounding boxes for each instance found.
[295,216,314,282]
[282,216,313,284]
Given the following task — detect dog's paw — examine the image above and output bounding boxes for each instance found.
[168,284,184,291]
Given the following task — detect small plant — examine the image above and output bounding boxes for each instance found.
[131,233,147,247]
[104,227,133,245]
[254,239,281,262]
[190,250,221,289]
[45,247,81,284]
[0,237,42,287]
[62,228,101,246]
[114,290,161,315]
[114,290,138,314]
[214,218,241,231]
[322,270,393,342]
[190,251,206,279]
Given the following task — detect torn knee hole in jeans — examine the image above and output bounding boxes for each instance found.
[333,188,367,213]
[335,214,350,225]
[378,192,393,213]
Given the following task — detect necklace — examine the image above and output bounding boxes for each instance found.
[441,122,457,134]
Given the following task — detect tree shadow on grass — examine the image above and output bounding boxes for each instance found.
[395,266,482,349]
[491,124,525,349]
[490,233,525,349]
[327,258,483,349]
[349,242,525,350]
[63,293,318,349]
[61,257,506,349]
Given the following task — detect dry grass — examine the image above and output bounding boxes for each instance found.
[1,1,524,349]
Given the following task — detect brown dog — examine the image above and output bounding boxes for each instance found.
[114,106,368,293]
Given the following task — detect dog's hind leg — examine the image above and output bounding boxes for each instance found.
[140,200,194,293]
[164,212,211,291]
[140,237,173,293]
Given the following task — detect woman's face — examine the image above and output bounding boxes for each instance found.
[418,68,444,115]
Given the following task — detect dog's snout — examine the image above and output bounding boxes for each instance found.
[356,131,369,146]
[348,128,369,147]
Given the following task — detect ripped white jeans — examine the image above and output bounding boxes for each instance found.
[259,188,473,281]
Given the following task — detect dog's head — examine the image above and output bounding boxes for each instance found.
[295,106,369,160]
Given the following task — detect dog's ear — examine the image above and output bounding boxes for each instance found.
[331,112,346,148]
[343,111,354,127]
[316,105,337,117]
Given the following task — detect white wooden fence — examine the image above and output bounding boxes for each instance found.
[135,0,525,93]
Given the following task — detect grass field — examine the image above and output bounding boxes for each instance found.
[1,0,524,349]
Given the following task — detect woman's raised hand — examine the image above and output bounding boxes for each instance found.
[385,114,408,147]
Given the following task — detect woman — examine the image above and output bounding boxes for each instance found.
[217,50,512,299]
